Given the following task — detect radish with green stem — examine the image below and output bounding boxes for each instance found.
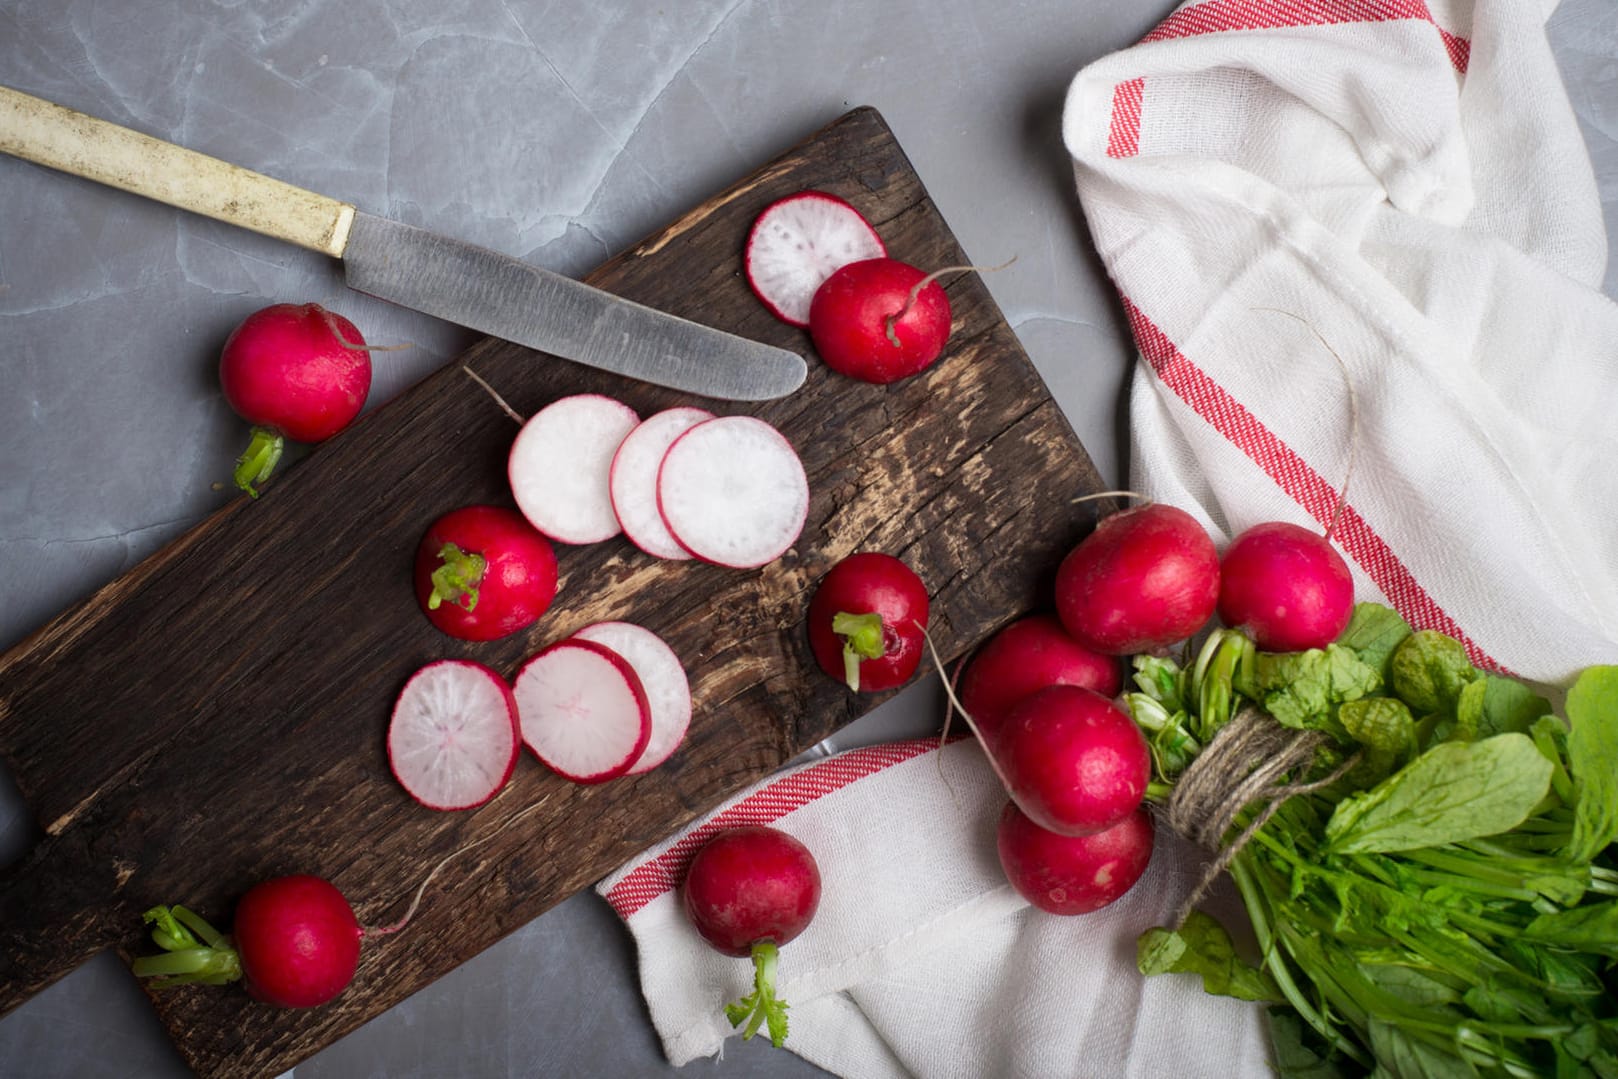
[218,303,376,497]
[807,552,929,692]
[682,824,822,1049]
[413,506,558,642]
[1217,521,1354,652]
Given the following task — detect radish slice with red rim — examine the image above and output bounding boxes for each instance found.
[657,416,809,569]
[508,394,640,544]
[388,660,520,811]
[513,639,651,783]
[572,621,692,774]
[745,191,886,327]
[609,407,715,560]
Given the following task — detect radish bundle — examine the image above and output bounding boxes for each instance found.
[1124,606,1618,1076]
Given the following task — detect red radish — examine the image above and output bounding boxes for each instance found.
[572,621,692,774]
[1054,503,1220,655]
[131,875,361,1008]
[609,407,715,560]
[1217,521,1355,652]
[508,394,640,544]
[996,801,1154,915]
[388,660,521,811]
[807,257,952,384]
[990,685,1151,837]
[413,506,558,641]
[957,614,1123,740]
[657,416,809,568]
[219,302,373,497]
[806,552,929,693]
[745,191,886,326]
[683,824,822,1048]
[513,638,651,783]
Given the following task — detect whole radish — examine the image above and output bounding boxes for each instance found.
[996,800,1154,915]
[807,552,930,692]
[1217,521,1355,652]
[683,825,822,1048]
[808,257,952,384]
[219,303,373,497]
[132,874,361,1008]
[990,685,1151,837]
[414,505,558,642]
[957,614,1123,740]
[1054,502,1220,655]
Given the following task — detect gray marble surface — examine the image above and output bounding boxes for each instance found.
[1,2,1614,1077]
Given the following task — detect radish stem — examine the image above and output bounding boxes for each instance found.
[428,542,486,612]
[724,941,790,1047]
[233,426,285,498]
[831,611,886,692]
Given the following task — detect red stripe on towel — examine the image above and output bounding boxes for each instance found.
[605,738,944,920]
[1120,296,1502,673]
[1106,78,1146,158]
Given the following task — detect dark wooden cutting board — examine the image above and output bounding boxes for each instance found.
[0,106,1108,1076]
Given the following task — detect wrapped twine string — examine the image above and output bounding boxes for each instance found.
[1165,707,1361,928]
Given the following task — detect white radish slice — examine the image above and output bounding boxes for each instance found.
[745,191,886,326]
[657,416,809,568]
[609,407,715,560]
[508,394,640,544]
[572,621,692,774]
[513,639,651,784]
[388,660,520,811]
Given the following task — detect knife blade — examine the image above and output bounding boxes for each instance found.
[0,84,806,401]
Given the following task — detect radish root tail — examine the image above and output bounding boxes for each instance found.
[460,364,527,426]
[363,786,552,937]
[318,306,412,353]
[884,255,1019,347]
[1250,307,1360,543]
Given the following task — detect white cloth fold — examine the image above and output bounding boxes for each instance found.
[603,1,1617,1074]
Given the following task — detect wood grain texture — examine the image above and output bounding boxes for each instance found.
[0,107,1109,1077]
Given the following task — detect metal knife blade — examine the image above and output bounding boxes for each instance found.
[342,213,804,401]
[0,84,805,401]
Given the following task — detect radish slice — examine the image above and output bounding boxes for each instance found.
[572,621,692,774]
[388,660,520,811]
[657,416,809,568]
[745,192,886,326]
[508,394,640,544]
[513,639,651,783]
[609,407,715,560]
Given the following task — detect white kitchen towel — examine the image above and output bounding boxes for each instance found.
[603,1,1618,1076]
[597,738,1268,1077]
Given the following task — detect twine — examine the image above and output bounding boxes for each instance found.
[1165,706,1360,928]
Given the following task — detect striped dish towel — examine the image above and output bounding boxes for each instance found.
[597,738,1267,1077]
[603,2,1616,1075]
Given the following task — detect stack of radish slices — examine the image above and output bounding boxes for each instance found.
[507,395,809,569]
[388,620,693,810]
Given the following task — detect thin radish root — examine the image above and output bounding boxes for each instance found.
[461,364,526,426]
[916,622,1029,815]
[316,307,412,353]
[884,255,1018,346]
[1069,489,1145,507]
[1250,307,1360,542]
[363,787,554,937]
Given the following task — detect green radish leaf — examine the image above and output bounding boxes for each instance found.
[1524,901,1618,958]
[1565,665,1618,863]
[1367,1017,1475,1078]
[1136,912,1280,1002]
[1245,645,1380,734]
[1339,697,1417,785]
[1337,603,1413,684]
[1324,733,1553,854]
[1389,631,1478,715]
[1474,676,1552,739]
[1268,1008,1358,1079]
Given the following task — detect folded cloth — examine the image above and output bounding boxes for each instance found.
[603,1,1617,1075]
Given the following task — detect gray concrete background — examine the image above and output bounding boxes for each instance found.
[1,1,1614,1076]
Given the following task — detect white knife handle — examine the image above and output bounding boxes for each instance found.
[0,84,355,258]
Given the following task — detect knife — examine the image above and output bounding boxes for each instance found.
[0,84,806,401]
